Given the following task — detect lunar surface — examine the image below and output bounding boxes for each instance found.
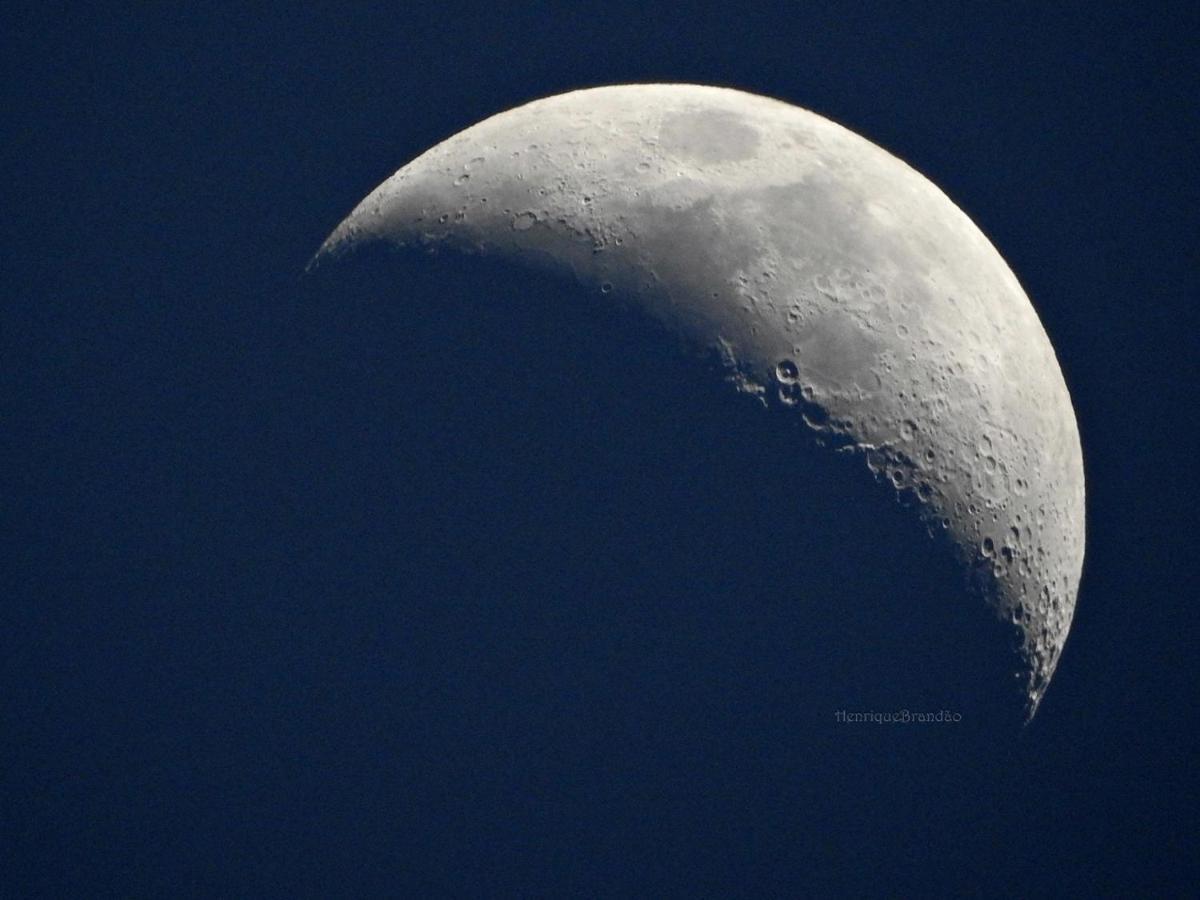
[313,84,1085,718]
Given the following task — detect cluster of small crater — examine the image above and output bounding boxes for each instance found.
[765,341,1075,713]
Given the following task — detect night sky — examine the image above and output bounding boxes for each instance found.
[6,4,1198,896]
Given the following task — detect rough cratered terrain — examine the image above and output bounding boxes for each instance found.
[315,84,1085,718]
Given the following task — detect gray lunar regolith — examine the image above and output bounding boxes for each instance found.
[314,84,1085,719]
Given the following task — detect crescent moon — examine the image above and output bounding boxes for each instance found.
[313,84,1084,719]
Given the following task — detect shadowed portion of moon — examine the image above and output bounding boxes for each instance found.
[306,247,1032,733]
[314,84,1084,717]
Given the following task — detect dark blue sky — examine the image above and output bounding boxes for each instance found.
[5,3,1198,896]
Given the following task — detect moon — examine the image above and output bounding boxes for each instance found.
[313,84,1084,719]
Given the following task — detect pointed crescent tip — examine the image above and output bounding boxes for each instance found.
[1022,701,1039,728]
[303,224,352,277]
[302,249,324,277]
